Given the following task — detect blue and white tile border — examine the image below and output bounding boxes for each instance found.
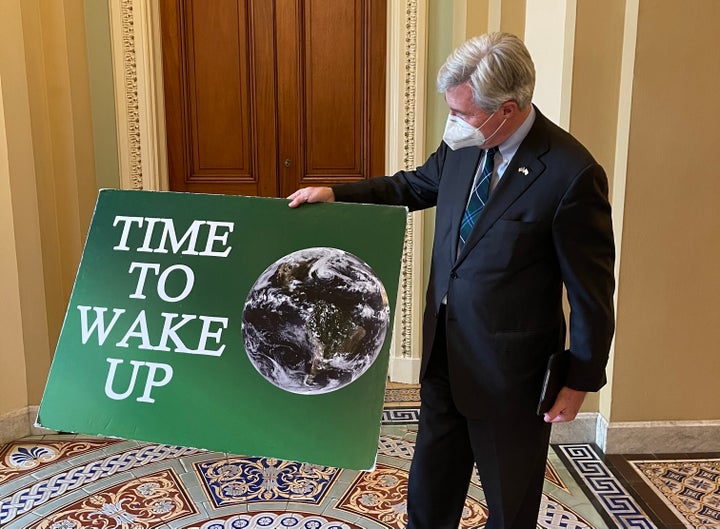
[381,407,420,425]
[556,444,657,529]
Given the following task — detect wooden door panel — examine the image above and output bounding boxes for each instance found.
[161,0,385,197]
[277,0,386,197]
[187,0,250,174]
[305,0,361,174]
[248,0,282,196]
[161,0,278,195]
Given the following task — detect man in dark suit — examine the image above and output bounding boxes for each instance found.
[288,32,615,529]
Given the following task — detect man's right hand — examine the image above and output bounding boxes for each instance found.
[287,187,335,208]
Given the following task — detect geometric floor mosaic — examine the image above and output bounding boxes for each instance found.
[629,458,720,528]
[1,410,716,528]
[602,453,720,529]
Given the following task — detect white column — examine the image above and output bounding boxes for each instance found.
[598,0,639,430]
[524,0,577,129]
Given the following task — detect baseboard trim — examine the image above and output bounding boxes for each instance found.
[600,418,720,454]
[29,405,56,435]
[551,414,720,454]
[0,408,30,445]
[387,356,421,384]
[0,406,56,444]
[550,412,598,444]
[4,406,719,455]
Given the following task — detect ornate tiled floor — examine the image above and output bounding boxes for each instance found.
[603,453,720,529]
[1,408,718,528]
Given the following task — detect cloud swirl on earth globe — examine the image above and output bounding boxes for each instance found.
[242,247,389,394]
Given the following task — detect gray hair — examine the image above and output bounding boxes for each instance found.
[437,32,535,112]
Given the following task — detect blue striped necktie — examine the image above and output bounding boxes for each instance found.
[459,147,497,248]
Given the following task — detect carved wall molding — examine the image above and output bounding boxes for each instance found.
[399,1,419,360]
[386,0,427,382]
[109,0,168,191]
[110,0,142,190]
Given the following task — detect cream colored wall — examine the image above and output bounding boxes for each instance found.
[0,75,30,416]
[20,0,98,402]
[454,0,489,44]
[425,0,454,152]
[570,1,625,196]
[499,0,525,37]
[611,0,720,421]
[0,0,44,416]
[0,0,98,417]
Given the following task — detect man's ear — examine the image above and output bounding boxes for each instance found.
[500,100,519,118]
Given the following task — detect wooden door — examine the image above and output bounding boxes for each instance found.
[160,0,386,197]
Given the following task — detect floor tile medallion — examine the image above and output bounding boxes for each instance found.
[195,457,339,507]
[31,469,196,529]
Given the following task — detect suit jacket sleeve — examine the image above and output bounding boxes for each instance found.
[332,143,449,210]
[553,163,615,391]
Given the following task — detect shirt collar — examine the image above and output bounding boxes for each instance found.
[497,105,536,166]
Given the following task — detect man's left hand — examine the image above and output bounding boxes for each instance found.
[543,387,587,423]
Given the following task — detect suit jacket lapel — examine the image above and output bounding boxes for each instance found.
[455,111,550,265]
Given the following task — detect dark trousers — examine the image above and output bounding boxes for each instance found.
[407,312,552,529]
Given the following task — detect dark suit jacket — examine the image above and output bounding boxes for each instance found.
[333,108,615,419]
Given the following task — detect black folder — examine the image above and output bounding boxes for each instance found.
[536,349,570,415]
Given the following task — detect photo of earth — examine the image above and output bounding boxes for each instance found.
[242,247,390,394]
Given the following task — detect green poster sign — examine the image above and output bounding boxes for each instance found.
[38,190,407,470]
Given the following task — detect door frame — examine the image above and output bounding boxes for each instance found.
[108,0,427,383]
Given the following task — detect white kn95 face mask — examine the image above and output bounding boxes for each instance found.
[442,111,505,150]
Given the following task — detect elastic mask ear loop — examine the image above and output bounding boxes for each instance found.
[480,116,507,147]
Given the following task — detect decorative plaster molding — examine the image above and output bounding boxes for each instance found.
[110,0,143,190]
[385,0,426,382]
[110,0,168,191]
[399,0,419,361]
[402,1,418,172]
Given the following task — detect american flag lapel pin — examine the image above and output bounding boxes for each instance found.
[518,167,529,175]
